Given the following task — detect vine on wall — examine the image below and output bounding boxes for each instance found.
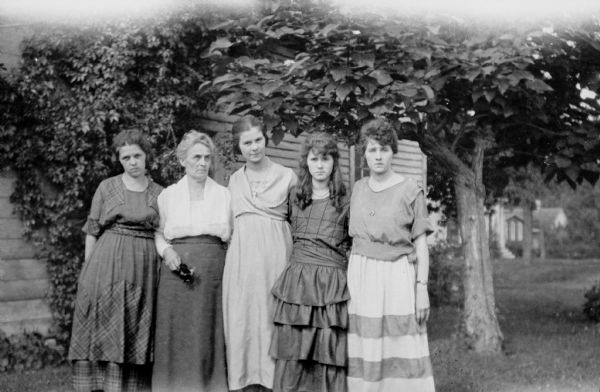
[0,12,225,341]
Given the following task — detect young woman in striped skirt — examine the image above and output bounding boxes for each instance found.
[347,119,435,392]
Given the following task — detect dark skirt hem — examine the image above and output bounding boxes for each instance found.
[273,358,347,392]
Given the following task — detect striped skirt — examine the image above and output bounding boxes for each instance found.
[347,254,435,392]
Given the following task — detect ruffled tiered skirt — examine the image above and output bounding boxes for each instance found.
[270,257,349,392]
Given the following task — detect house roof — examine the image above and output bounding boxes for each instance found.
[535,208,566,228]
[504,206,567,228]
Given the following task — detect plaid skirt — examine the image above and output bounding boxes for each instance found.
[72,360,151,392]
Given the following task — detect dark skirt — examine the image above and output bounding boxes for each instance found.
[270,257,349,392]
[68,228,158,365]
[152,235,228,392]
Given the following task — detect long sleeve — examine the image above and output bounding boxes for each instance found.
[155,190,171,258]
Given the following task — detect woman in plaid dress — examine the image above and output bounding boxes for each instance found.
[68,129,162,392]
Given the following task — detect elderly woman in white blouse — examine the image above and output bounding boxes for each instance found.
[153,131,231,392]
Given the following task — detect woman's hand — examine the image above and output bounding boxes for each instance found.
[163,247,181,271]
[415,284,430,325]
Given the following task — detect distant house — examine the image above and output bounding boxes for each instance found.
[504,204,567,243]
[491,201,567,258]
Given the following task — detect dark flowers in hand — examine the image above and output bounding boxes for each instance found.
[174,263,195,283]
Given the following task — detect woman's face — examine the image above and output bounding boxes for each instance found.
[238,127,266,164]
[307,150,334,184]
[180,142,211,182]
[364,138,394,175]
[118,144,146,178]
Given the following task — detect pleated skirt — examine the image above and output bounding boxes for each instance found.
[152,235,228,392]
[68,229,158,365]
[347,254,435,392]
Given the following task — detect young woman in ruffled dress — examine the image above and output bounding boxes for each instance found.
[347,120,435,392]
[270,132,351,392]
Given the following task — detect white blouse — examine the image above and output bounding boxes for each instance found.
[155,175,231,257]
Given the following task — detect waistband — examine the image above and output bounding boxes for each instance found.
[291,246,347,269]
[171,235,223,245]
[106,224,154,239]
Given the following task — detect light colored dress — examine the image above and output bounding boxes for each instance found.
[223,159,297,390]
[347,177,435,392]
[153,175,231,392]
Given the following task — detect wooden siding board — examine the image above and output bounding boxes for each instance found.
[0,318,53,336]
[0,299,52,323]
[0,218,26,239]
[0,259,47,281]
[0,198,16,218]
[0,176,15,197]
[0,279,49,301]
[0,239,38,259]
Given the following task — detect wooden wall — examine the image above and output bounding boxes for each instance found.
[199,111,427,188]
[0,169,52,336]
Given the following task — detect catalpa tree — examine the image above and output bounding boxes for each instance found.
[206,3,600,352]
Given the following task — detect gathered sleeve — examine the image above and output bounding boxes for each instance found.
[411,187,433,240]
[82,184,104,237]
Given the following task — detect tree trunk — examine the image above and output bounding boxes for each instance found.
[453,138,503,353]
[539,227,547,260]
[522,202,533,262]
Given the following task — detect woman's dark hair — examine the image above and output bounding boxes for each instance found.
[112,128,153,162]
[295,132,346,211]
[231,115,269,155]
[360,118,399,154]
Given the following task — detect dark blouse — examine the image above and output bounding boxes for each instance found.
[82,175,163,238]
[288,191,351,267]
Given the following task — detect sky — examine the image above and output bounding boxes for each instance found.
[0,0,599,23]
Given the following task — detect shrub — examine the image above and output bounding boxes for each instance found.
[428,242,464,307]
[583,283,600,322]
[0,331,64,373]
[505,241,523,258]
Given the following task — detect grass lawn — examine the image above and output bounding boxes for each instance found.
[1,258,599,392]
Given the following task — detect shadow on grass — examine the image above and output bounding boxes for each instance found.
[429,258,600,392]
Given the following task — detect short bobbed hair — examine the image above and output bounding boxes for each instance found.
[295,132,346,211]
[231,115,269,155]
[112,128,153,162]
[360,118,399,154]
[176,130,216,178]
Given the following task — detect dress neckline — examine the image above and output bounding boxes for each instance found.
[366,176,407,193]
[121,174,149,193]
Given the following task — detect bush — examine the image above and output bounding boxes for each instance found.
[0,331,64,373]
[428,242,464,307]
[583,283,600,322]
[505,241,523,258]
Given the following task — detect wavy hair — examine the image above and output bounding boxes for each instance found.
[295,132,346,211]
[176,130,216,178]
[360,118,399,154]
